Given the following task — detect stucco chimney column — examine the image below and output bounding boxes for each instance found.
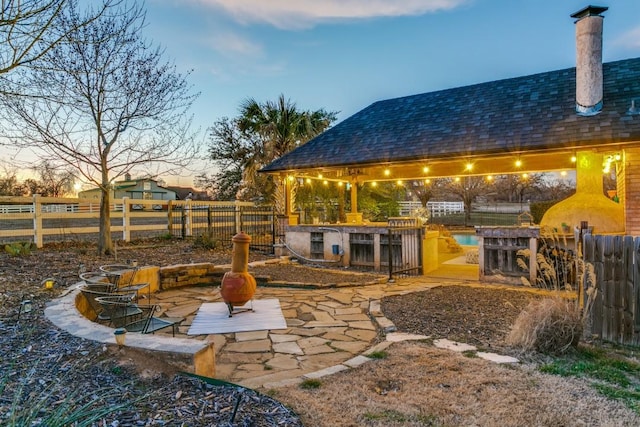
[571,5,608,116]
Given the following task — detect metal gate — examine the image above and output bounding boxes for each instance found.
[385,226,423,279]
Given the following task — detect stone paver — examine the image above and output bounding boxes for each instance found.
[433,338,476,352]
[49,270,527,391]
[266,354,299,370]
[236,330,269,342]
[273,341,304,355]
[269,333,301,343]
[225,339,272,353]
[477,352,519,363]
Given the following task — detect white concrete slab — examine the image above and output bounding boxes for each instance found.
[187,298,287,335]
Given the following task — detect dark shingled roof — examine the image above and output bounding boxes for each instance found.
[262,57,640,173]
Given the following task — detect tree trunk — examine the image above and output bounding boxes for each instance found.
[464,198,473,227]
[273,179,286,216]
[98,187,114,255]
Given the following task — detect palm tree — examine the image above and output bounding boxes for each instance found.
[237,94,337,212]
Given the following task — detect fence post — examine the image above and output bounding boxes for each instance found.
[207,205,212,236]
[185,200,193,236]
[528,236,537,286]
[33,194,43,248]
[122,197,130,242]
[181,204,186,239]
[167,200,173,236]
[234,201,241,234]
[271,206,276,251]
[388,229,394,281]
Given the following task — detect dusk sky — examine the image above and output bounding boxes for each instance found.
[145,0,640,132]
[3,1,639,186]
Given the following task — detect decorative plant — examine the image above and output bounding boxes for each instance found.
[516,227,573,290]
[4,242,34,257]
[509,226,598,354]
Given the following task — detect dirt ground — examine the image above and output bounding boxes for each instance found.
[2,239,640,426]
[276,340,639,427]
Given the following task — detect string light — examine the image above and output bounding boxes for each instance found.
[371,181,377,187]
[486,175,493,181]
[423,166,429,173]
[384,169,391,176]
[306,178,311,184]
[515,159,522,168]
[571,155,577,163]
[323,180,328,185]
[465,163,473,171]
[396,180,403,186]
[455,177,461,182]
[424,179,431,184]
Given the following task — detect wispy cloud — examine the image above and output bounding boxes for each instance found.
[190,0,469,29]
[207,32,263,57]
[613,26,640,50]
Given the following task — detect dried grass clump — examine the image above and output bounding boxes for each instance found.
[507,298,582,355]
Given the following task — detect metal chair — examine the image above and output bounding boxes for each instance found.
[78,284,135,322]
[99,264,151,301]
[95,295,183,336]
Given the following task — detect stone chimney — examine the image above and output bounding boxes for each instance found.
[571,5,608,116]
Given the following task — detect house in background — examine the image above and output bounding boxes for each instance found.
[166,186,210,201]
[78,175,177,203]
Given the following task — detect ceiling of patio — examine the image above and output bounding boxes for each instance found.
[281,145,628,185]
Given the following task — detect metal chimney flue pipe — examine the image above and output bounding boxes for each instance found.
[571,5,608,116]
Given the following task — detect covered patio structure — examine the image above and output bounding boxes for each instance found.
[262,7,640,238]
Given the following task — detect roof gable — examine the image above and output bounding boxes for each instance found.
[262,57,640,173]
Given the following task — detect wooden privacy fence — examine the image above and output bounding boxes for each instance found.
[0,195,258,248]
[582,234,640,346]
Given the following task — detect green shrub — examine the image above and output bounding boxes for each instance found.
[367,350,388,359]
[4,242,34,257]
[300,378,322,389]
[530,200,562,224]
[192,233,220,250]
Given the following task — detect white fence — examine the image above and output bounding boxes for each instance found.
[0,195,253,247]
[398,201,465,217]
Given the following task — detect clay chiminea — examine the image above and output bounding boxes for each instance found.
[220,231,257,317]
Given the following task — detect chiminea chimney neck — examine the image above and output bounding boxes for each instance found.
[572,5,608,117]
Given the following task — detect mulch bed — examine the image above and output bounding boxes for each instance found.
[382,285,542,353]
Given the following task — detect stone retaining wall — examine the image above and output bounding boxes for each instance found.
[158,263,225,290]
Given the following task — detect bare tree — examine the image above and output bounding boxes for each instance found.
[3,2,200,254]
[492,173,545,203]
[0,165,26,195]
[0,0,114,92]
[444,176,493,225]
[30,161,76,196]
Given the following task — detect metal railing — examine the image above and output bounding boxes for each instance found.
[169,203,276,254]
